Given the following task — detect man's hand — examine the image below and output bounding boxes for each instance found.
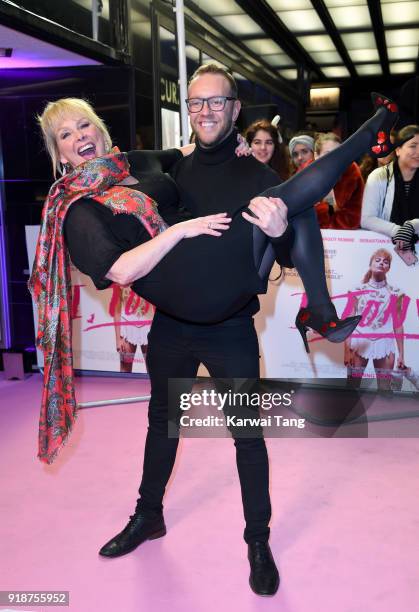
[242,196,288,238]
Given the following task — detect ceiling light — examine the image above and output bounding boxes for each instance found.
[263,53,294,67]
[194,0,245,16]
[341,32,376,49]
[355,64,383,76]
[310,50,344,64]
[160,28,175,41]
[348,48,380,62]
[324,0,366,5]
[321,66,351,77]
[310,87,340,107]
[329,5,372,28]
[385,28,419,47]
[382,2,419,26]
[298,34,336,52]
[387,46,418,60]
[279,68,298,79]
[267,0,312,9]
[389,61,416,74]
[276,9,325,32]
[214,14,264,36]
[185,45,200,61]
[244,39,284,55]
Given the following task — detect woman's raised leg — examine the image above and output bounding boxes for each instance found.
[253,94,401,351]
[260,93,400,216]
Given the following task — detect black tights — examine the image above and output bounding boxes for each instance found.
[254,105,389,313]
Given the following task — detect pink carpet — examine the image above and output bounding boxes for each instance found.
[1,373,419,611]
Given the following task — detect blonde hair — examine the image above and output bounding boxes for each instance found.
[37,98,112,177]
[314,132,341,155]
[362,248,392,283]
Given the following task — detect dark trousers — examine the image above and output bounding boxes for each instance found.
[136,310,271,543]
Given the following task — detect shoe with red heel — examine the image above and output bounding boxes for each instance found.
[369,92,399,158]
[295,306,361,354]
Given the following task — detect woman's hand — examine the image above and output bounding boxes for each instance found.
[392,221,415,250]
[235,133,252,157]
[117,335,132,355]
[397,357,406,369]
[118,336,134,356]
[175,212,231,239]
[179,143,195,157]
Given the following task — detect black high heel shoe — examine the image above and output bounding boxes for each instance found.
[369,93,399,157]
[295,307,362,354]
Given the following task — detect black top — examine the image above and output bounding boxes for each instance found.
[390,159,419,225]
[64,148,183,290]
[171,129,292,318]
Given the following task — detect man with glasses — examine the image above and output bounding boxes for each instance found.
[169,64,288,596]
[100,64,291,597]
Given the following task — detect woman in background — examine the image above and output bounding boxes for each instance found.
[288,134,315,174]
[244,119,289,181]
[314,132,364,230]
[361,125,419,257]
[344,248,405,390]
[114,286,154,373]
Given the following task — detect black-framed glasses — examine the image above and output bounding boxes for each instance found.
[185,96,237,113]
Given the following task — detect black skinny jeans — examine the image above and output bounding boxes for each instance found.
[135,310,271,543]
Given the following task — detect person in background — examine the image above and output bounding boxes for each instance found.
[361,125,419,256]
[244,118,289,181]
[314,132,364,230]
[344,248,405,391]
[288,134,314,174]
[114,286,154,373]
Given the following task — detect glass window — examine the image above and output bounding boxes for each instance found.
[160,27,178,74]
[17,0,111,45]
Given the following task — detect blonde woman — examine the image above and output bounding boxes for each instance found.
[114,286,154,373]
[314,132,364,230]
[345,249,406,390]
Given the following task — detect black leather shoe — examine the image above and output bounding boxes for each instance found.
[99,513,166,558]
[248,542,280,596]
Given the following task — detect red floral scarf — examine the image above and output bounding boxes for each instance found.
[28,148,168,464]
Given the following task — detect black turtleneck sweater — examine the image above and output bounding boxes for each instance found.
[169,129,293,319]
